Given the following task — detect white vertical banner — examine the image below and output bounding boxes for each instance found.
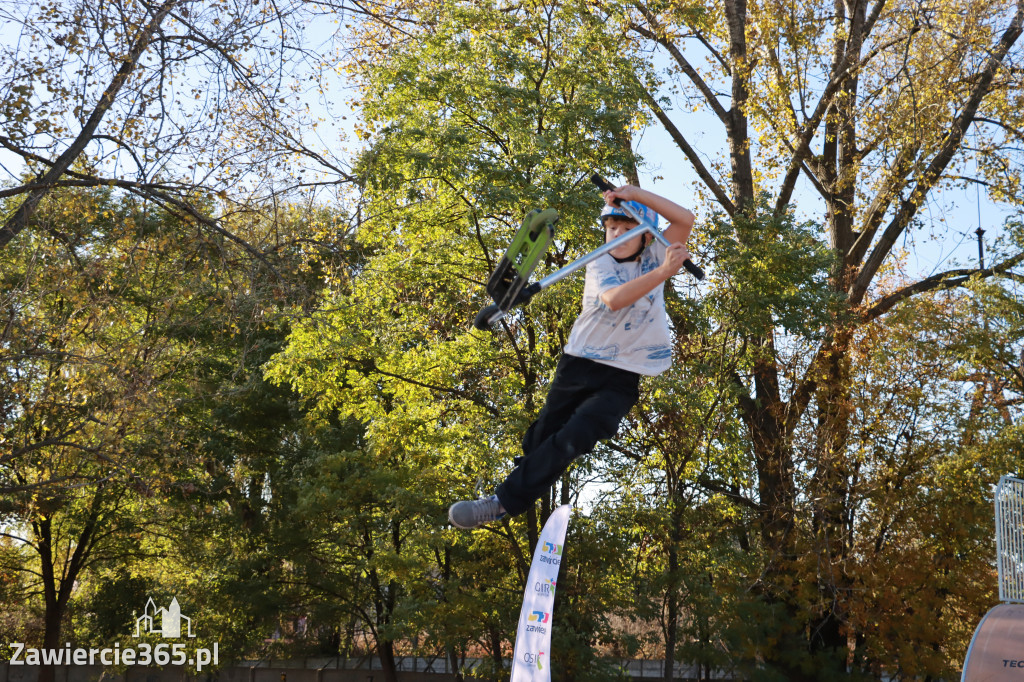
[510,504,570,682]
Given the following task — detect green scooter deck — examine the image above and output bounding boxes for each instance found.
[485,208,557,312]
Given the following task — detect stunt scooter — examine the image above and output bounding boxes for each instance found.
[474,174,703,330]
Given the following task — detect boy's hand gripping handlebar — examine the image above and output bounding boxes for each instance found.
[591,174,704,280]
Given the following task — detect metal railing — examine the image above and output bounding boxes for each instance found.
[236,655,731,678]
[996,474,1024,603]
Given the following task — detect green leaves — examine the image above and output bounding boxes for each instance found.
[705,195,842,340]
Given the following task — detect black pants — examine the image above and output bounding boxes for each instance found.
[495,354,641,516]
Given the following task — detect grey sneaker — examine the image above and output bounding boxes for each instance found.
[448,495,506,529]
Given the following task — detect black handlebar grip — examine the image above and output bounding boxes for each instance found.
[591,173,623,206]
[474,304,501,330]
[682,259,705,280]
[591,173,614,192]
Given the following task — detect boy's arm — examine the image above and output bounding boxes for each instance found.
[605,186,695,245]
[599,243,689,312]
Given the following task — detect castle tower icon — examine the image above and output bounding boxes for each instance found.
[134,597,195,638]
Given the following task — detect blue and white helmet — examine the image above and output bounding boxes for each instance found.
[599,200,659,229]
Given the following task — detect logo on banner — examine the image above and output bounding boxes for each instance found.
[522,651,545,670]
[540,541,562,566]
[526,610,550,633]
[534,578,556,596]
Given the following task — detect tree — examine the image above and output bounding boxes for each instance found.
[0,185,336,677]
[101,199,368,669]
[0,0,356,256]
[0,187,218,681]
[609,0,1024,675]
[266,1,661,677]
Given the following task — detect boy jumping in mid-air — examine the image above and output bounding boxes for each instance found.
[448,184,696,529]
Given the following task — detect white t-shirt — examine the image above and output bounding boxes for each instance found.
[563,241,673,376]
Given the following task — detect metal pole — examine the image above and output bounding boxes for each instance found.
[535,223,662,290]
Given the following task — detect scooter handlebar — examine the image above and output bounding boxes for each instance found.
[591,173,618,201]
[590,173,705,280]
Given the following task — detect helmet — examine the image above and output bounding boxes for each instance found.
[599,201,659,229]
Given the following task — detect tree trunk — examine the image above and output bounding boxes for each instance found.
[722,0,755,207]
[34,491,102,682]
[36,515,60,682]
[808,328,856,670]
[376,638,399,682]
[663,542,679,682]
[488,624,504,675]
[663,495,687,682]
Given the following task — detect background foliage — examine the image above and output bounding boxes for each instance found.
[2,0,1023,681]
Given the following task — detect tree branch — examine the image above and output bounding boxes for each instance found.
[850,1,1024,305]
[776,5,906,212]
[862,250,1024,321]
[0,0,179,249]
[639,88,737,215]
[695,475,763,512]
[341,356,502,418]
[629,6,729,125]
